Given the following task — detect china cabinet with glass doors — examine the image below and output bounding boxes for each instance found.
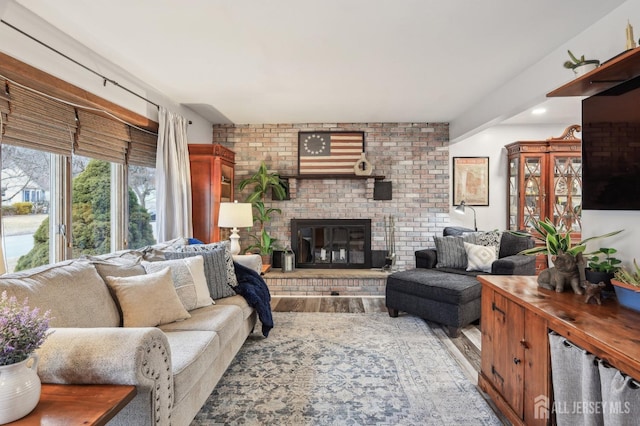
[505,125,582,272]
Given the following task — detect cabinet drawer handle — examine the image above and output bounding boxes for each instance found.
[491,365,505,383]
[491,302,506,316]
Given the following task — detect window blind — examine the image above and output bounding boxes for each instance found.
[1,79,158,167]
[128,126,157,168]
[2,81,76,156]
[75,109,129,163]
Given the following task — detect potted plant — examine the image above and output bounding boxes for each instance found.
[585,247,622,289]
[0,291,52,423]
[563,50,600,77]
[238,161,287,266]
[513,218,622,258]
[612,260,640,313]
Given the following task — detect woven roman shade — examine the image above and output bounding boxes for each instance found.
[128,126,157,168]
[1,81,76,156]
[1,78,158,167]
[75,110,129,163]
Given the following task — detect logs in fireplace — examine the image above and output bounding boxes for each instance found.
[291,219,371,269]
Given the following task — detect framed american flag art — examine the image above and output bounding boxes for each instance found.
[298,131,365,175]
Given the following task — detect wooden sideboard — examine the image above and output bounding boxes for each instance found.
[478,275,640,425]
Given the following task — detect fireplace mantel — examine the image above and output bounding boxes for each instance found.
[280,176,386,200]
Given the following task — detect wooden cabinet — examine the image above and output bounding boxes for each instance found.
[480,284,550,425]
[505,125,582,272]
[478,275,640,426]
[188,144,235,243]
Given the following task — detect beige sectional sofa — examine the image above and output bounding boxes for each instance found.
[0,243,262,426]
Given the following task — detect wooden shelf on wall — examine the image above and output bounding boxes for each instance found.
[547,47,640,97]
[281,174,385,180]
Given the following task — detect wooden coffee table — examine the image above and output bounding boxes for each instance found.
[10,384,136,426]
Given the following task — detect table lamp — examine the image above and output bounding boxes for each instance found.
[218,201,254,255]
[454,200,477,231]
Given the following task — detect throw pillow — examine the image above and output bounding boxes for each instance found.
[175,241,238,288]
[464,242,497,273]
[105,267,191,327]
[142,256,214,310]
[165,247,236,300]
[434,234,475,269]
[473,230,502,258]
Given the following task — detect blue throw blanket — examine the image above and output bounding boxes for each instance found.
[232,261,274,337]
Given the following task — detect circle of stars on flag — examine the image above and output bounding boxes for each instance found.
[303,134,327,155]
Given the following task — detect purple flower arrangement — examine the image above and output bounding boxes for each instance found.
[0,291,52,366]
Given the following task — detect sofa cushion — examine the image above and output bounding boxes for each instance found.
[142,256,214,310]
[386,269,481,305]
[164,330,220,408]
[464,242,496,273]
[165,247,236,300]
[214,295,254,320]
[159,304,245,349]
[442,226,475,237]
[0,260,120,328]
[105,268,191,327]
[434,234,475,269]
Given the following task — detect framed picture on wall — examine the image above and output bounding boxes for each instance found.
[298,131,364,175]
[453,157,489,206]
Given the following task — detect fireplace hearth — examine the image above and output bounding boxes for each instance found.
[291,219,371,269]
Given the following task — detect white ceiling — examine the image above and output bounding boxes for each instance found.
[13,0,626,132]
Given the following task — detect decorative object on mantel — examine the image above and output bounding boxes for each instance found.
[281,247,295,273]
[353,152,373,176]
[0,291,52,424]
[383,215,396,271]
[563,50,600,77]
[238,161,288,267]
[298,131,365,175]
[626,20,637,50]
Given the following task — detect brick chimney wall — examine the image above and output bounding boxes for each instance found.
[213,122,450,269]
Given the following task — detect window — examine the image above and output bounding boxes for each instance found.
[1,58,159,272]
[1,145,52,272]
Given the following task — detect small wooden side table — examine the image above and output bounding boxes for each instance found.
[9,384,136,426]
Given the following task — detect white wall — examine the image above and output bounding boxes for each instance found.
[452,0,640,142]
[0,0,213,142]
[449,124,576,231]
[453,0,640,267]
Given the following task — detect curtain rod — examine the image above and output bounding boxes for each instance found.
[1,19,161,109]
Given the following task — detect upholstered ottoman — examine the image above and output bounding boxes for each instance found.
[385,268,481,337]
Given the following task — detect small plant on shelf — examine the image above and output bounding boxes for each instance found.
[587,248,623,274]
[563,50,600,74]
[614,259,640,287]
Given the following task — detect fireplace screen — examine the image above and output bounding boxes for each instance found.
[291,219,371,269]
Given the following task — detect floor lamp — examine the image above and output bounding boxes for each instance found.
[454,200,477,231]
[218,201,254,255]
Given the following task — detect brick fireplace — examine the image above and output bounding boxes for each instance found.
[213,121,451,295]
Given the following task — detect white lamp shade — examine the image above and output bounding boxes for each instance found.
[218,202,254,228]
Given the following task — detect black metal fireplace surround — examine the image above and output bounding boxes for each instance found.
[291,219,371,269]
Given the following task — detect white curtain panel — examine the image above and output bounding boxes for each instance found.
[155,107,193,242]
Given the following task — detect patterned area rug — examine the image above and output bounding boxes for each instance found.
[191,312,500,425]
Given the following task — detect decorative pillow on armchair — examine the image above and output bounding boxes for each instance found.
[434,234,476,269]
[472,230,502,257]
[464,242,497,273]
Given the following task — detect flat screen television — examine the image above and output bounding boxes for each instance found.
[581,75,640,210]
